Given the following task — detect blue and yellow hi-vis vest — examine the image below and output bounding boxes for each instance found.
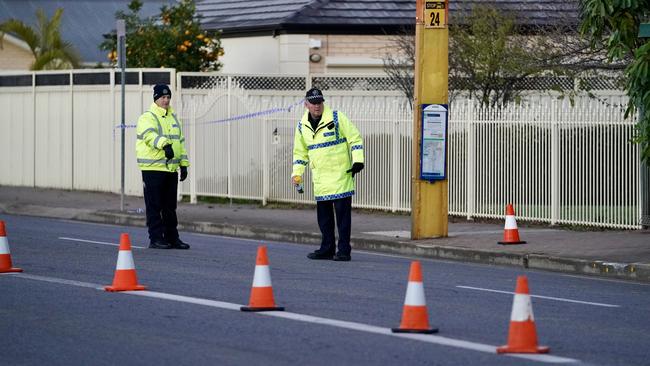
[135,103,189,172]
[292,105,364,201]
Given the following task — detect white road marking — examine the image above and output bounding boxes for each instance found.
[6,273,578,364]
[58,237,146,249]
[9,273,104,289]
[131,290,241,311]
[457,285,620,307]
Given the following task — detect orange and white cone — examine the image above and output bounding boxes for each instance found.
[392,261,438,334]
[497,276,549,354]
[105,233,146,292]
[0,221,22,273]
[241,246,284,312]
[498,203,526,245]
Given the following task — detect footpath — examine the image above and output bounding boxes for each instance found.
[1,186,649,282]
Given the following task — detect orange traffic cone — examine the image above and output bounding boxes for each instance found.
[0,221,22,273]
[241,246,284,312]
[498,203,526,245]
[105,233,146,292]
[392,261,438,334]
[497,276,549,354]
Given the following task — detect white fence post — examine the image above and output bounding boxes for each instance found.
[190,103,197,204]
[227,75,232,201]
[466,98,475,220]
[263,115,269,206]
[31,71,36,187]
[551,99,559,225]
[391,108,399,212]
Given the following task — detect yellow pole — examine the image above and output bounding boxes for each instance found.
[411,0,449,239]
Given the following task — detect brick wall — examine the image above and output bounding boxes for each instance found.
[308,34,393,74]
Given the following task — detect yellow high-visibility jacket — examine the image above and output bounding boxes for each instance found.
[135,103,189,172]
[292,105,364,201]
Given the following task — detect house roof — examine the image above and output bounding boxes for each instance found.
[0,0,173,64]
[1,32,32,53]
[198,0,581,37]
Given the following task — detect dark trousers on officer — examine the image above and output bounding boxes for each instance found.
[142,170,179,244]
[316,196,352,255]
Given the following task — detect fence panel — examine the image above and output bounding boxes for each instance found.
[447,95,638,228]
[0,85,34,186]
[0,70,639,228]
[34,85,73,189]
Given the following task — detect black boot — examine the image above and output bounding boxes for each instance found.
[307,250,334,260]
[333,253,351,261]
[169,238,190,250]
[149,240,172,249]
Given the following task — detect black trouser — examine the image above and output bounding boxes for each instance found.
[316,196,352,255]
[142,170,179,243]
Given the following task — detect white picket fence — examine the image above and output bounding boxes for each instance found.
[0,69,640,228]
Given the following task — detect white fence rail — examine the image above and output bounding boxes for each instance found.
[0,69,639,228]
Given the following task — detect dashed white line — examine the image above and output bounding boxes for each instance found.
[5,272,578,364]
[457,285,620,307]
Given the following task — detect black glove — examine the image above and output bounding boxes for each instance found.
[163,144,174,160]
[346,162,364,177]
[180,166,188,182]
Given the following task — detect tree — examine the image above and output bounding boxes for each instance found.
[580,0,650,161]
[383,5,614,108]
[383,27,416,107]
[100,0,223,72]
[0,8,81,70]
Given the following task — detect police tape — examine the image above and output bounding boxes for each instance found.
[113,99,304,131]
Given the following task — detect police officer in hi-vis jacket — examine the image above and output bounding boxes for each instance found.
[292,88,364,261]
[136,84,190,250]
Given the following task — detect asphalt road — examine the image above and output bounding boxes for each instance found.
[1,214,649,365]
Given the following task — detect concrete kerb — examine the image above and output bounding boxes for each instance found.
[4,206,650,283]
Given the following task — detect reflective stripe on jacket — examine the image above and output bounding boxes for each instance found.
[292,105,364,201]
[136,103,190,172]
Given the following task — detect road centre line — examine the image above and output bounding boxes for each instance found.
[457,285,620,307]
[58,237,146,249]
[9,273,103,289]
[6,273,577,364]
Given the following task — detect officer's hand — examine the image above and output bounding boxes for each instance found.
[180,166,188,182]
[163,144,174,160]
[346,162,364,177]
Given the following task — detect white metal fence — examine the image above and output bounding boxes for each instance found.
[0,69,639,228]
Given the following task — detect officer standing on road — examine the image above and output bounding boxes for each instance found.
[291,88,364,261]
[136,84,190,250]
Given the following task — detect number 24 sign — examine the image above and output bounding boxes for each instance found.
[424,1,447,29]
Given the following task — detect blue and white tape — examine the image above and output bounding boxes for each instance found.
[114,99,304,131]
